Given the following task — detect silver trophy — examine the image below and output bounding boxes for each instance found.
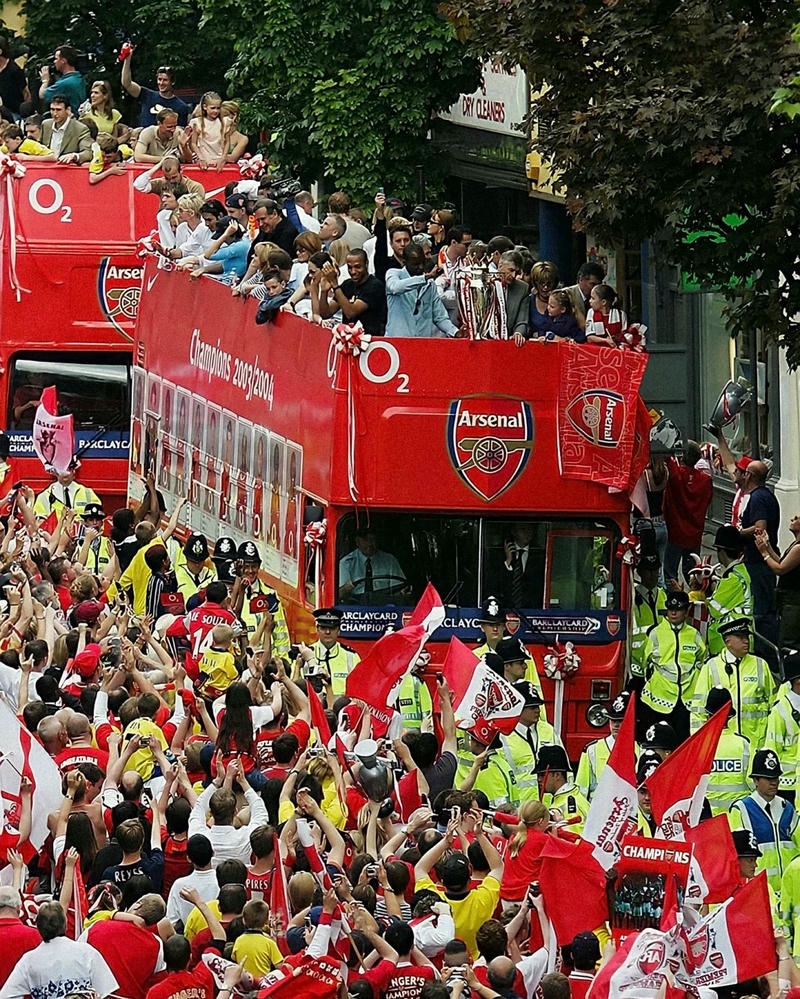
[354,738,393,802]
[704,379,752,435]
[649,414,683,456]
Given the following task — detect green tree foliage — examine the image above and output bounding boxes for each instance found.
[19,0,233,107]
[440,0,800,364]
[194,0,481,205]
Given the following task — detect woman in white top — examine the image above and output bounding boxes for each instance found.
[166,193,213,259]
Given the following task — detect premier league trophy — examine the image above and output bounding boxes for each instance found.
[354,739,393,802]
[703,379,752,436]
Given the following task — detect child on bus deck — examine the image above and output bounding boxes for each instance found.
[585,282,628,347]
[538,289,584,343]
[1,123,57,160]
[254,270,294,324]
[196,623,238,702]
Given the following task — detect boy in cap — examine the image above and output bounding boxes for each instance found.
[691,616,775,747]
[703,687,751,815]
[729,747,800,900]
[703,524,752,654]
[576,690,630,800]
[175,532,216,603]
[640,589,705,743]
[535,745,589,833]
[765,650,800,803]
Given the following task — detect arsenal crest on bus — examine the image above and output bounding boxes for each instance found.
[97,257,143,338]
[447,397,534,501]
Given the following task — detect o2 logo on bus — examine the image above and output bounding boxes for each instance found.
[97,257,143,337]
[447,397,533,501]
[564,389,626,448]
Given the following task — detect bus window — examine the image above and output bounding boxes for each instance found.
[481,520,547,609]
[545,528,618,610]
[335,512,479,606]
[9,353,130,431]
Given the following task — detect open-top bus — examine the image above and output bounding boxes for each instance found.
[132,259,649,757]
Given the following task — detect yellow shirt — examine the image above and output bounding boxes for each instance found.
[123,717,168,778]
[231,930,283,976]
[119,538,162,614]
[183,899,221,941]
[197,646,238,697]
[415,875,501,958]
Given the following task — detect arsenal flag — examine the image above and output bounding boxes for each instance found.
[256,955,342,999]
[583,691,638,869]
[587,926,684,999]
[538,832,608,942]
[684,814,740,905]
[678,873,774,990]
[442,637,524,734]
[32,385,74,475]
[645,704,729,839]
[406,582,446,635]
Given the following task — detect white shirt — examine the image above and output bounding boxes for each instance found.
[166,866,220,925]
[48,121,68,158]
[188,783,269,866]
[0,936,118,999]
[176,221,213,257]
[297,205,321,233]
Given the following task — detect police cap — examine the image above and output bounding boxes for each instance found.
[731,829,761,858]
[477,596,506,624]
[237,540,261,564]
[784,649,800,683]
[636,750,661,785]
[314,607,342,628]
[718,616,751,639]
[714,525,744,553]
[534,744,570,774]
[513,680,543,708]
[705,685,734,718]
[665,591,689,610]
[638,554,660,573]
[750,748,782,779]
[606,691,631,721]
[641,720,677,751]
[214,536,236,558]
[495,636,528,665]
[183,532,209,562]
[81,502,105,520]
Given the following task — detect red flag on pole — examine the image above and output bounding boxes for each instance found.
[295,817,333,890]
[269,834,292,955]
[407,583,446,635]
[345,625,426,727]
[442,637,524,735]
[32,385,74,475]
[684,814,740,905]
[645,705,729,838]
[537,832,608,943]
[307,681,332,748]
[583,692,638,869]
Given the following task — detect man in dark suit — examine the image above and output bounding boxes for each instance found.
[497,250,530,340]
[561,261,605,332]
[41,95,92,164]
[498,522,545,609]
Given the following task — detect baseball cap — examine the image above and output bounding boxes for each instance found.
[74,600,104,625]
[72,643,102,678]
[225,193,249,210]
[411,203,433,222]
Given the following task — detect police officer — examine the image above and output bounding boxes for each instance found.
[34,465,101,522]
[705,525,753,655]
[729,748,800,900]
[576,690,630,800]
[474,598,545,711]
[456,722,519,808]
[630,555,667,688]
[174,532,216,604]
[730,829,780,927]
[494,635,546,708]
[703,687,751,815]
[640,589,705,743]
[636,750,661,835]
[691,617,775,747]
[501,681,547,801]
[397,649,433,730]
[535,744,589,833]
[76,502,114,576]
[300,607,360,698]
[233,540,290,657]
[212,536,237,586]
[765,650,800,804]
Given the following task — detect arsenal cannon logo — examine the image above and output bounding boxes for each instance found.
[447,397,534,500]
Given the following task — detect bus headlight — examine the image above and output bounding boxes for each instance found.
[586,702,608,728]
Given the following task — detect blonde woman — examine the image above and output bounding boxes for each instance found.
[220,100,249,163]
[499,800,552,904]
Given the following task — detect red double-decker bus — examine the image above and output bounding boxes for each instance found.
[133,260,649,757]
[0,162,240,507]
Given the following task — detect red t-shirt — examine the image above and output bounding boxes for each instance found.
[167,603,237,659]
[146,964,214,999]
[254,718,311,768]
[567,971,595,999]
[55,745,110,774]
[86,919,164,999]
[662,458,713,549]
[384,963,436,999]
[161,833,192,900]
[247,866,274,902]
[0,915,41,987]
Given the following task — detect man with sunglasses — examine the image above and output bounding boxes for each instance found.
[122,53,190,127]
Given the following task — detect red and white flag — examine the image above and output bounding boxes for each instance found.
[583,692,638,869]
[0,700,64,862]
[679,872,775,989]
[684,814,740,905]
[645,704,729,839]
[538,832,608,943]
[256,955,342,999]
[587,926,684,999]
[442,637,524,735]
[406,583,446,635]
[32,385,74,475]
[269,834,292,955]
[295,817,333,891]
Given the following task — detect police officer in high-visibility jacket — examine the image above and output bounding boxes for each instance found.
[234,540,290,658]
[473,598,546,717]
[630,556,667,688]
[765,650,800,804]
[174,532,216,605]
[691,616,775,747]
[536,744,589,834]
[576,690,630,801]
[731,830,780,930]
[501,681,548,802]
[456,719,519,808]
[636,751,661,836]
[397,649,432,730]
[640,590,705,743]
[302,607,360,699]
[703,686,751,815]
[704,525,753,655]
[638,718,678,761]
[729,748,800,901]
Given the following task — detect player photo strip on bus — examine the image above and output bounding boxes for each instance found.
[233,419,253,538]
[188,399,206,530]
[130,367,145,478]
[281,443,303,586]
[173,390,190,506]
[143,373,161,482]
[252,430,268,542]
[264,434,285,577]
[219,410,237,531]
[202,402,222,537]
[158,381,175,495]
